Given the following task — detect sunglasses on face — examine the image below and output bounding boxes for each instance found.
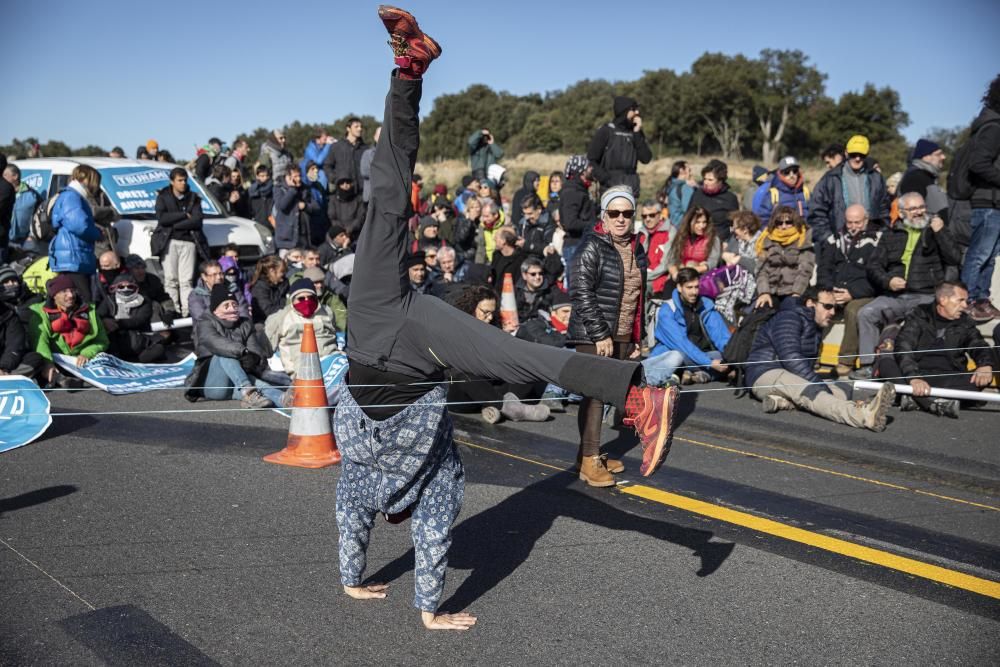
[606,209,635,220]
[780,167,800,175]
[642,213,658,220]
[848,153,866,160]
[525,271,543,277]
[293,295,314,303]
[775,218,795,227]
[816,302,836,311]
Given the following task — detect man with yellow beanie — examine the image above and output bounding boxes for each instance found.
[808,134,890,242]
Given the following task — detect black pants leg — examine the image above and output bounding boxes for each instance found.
[347,73,641,409]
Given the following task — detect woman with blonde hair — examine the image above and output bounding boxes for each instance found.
[754,205,814,310]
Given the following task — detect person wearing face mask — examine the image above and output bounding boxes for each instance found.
[816,205,882,376]
[809,134,891,243]
[48,165,104,302]
[0,264,43,326]
[219,255,252,309]
[753,156,810,227]
[284,247,307,282]
[302,266,347,332]
[28,274,108,388]
[185,283,286,409]
[105,273,165,363]
[851,192,961,380]
[557,155,598,267]
[264,278,339,377]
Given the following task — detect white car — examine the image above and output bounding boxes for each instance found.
[12,157,274,271]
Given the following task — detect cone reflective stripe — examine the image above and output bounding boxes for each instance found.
[264,322,341,468]
[500,272,519,329]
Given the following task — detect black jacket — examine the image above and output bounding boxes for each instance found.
[185,315,268,399]
[0,301,27,372]
[490,248,526,289]
[154,187,205,243]
[867,221,961,295]
[688,185,740,240]
[328,188,366,239]
[517,211,556,259]
[816,228,881,298]
[745,297,825,389]
[324,138,367,192]
[250,279,289,324]
[515,277,556,322]
[249,180,274,226]
[587,113,652,195]
[968,107,1000,209]
[894,303,992,377]
[510,171,540,228]
[516,312,567,348]
[567,231,647,345]
[0,178,14,250]
[557,177,597,244]
[808,162,890,242]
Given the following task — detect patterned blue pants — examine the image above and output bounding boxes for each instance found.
[334,384,464,612]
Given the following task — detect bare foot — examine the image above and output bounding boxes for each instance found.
[343,583,388,600]
[421,610,477,631]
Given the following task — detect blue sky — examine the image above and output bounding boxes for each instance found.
[3,0,998,157]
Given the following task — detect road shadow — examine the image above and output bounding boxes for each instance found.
[38,410,100,441]
[0,485,78,517]
[366,470,734,612]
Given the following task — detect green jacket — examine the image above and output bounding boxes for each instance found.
[319,290,348,332]
[468,129,504,175]
[29,302,109,361]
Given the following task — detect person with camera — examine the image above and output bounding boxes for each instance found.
[586,96,652,198]
[184,283,288,409]
[468,127,504,178]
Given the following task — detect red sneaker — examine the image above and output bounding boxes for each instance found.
[623,384,679,477]
[377,5,441,77]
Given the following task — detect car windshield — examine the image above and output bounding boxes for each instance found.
[98,165,223,220]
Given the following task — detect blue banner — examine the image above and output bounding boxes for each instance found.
[54,353,196,395]
[18,169,52,199]
[98,166,220,216]
[0,376,52,453]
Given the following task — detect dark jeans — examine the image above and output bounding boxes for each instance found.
[345,73,641,409]
[575,341,631,457]
[876,354,982,411]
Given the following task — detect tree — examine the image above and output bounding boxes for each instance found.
[754,50,826,164]
[682,53,758,160]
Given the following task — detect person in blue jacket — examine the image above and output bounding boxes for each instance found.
[665,160,695,227]
[753,156,810,227]
[300,128,333,191]
[49,164,103,302]
[650,267,731,384]
[5,164,44,253]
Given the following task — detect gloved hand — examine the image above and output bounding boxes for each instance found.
[239,350,262,375]
[159,310,177,327]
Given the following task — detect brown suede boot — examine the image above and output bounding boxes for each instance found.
[579,455,615,487]
[576,452,624,474]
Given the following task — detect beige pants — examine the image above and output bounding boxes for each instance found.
[752,368,865,428]
[163,239,197,317]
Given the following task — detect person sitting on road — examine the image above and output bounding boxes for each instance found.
[265,279,340,377]
[219,255,253,314]
[746,287,895,431]
[816,204,881,377]
[651,267,732,385]
[516,193,557,261]
[105,273,166,363]
[250,255,289,325]
[715,210,762,324]
[0,294,43,381]
[430,245,471,287]
[667,205,720,283]
[514,256,557,323]
[28,274,108,389]
[302,266,347,333]
[0,264,43,326]
[876,281,993,418]
[753,205,814,311]
[319,225,354,270]
[124,254,178,324]
[184,284,287,409]
[190,260,249,323]
[636,199,673,298]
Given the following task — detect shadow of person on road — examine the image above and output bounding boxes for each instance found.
[365,470,734,613]
[0,485,78,517]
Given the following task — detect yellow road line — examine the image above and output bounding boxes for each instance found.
[621,484,1000,600]
[675,435,1000,513]
[457,436,1000,601]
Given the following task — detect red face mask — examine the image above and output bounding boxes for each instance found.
[293,295,319,318]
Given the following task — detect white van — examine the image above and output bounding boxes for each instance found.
[12,157,274,270]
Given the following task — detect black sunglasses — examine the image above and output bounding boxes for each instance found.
[780,167,800,175]
[606,209,635,220]
[816,302,836,311]
[847,153,866,160]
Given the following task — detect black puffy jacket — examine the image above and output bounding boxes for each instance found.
[744,297,824,389]
[867,221,961,295]
[567,229,647,345]
[816,228,881,298]
[557,177,597,244]
[894,303,992,377]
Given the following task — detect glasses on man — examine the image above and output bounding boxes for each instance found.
[903,205,927,214]
[606,209,635,220]
[780,167,800,176]
[641,213,659,220]
[847,153,865,161]
[525,271,543,277]
[293,295,314,303]
[816,301,837,311]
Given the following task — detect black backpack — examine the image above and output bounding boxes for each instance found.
[722,306,776,395]
[31,194,59,243]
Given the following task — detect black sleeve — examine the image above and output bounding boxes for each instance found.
[815,239,835,289]
[115,300,153,331]
[633,130,653,164]
[586,125,610,185]
[0,317,27,371]
[969,123,1000,188]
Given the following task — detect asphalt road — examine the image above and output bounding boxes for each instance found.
[2,376,998,665]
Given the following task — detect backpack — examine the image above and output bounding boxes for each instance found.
[31,194,59,243]
[722,305,776,396]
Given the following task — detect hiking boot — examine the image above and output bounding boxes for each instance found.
[690,370,712,384]
[579,455,615,488]
[378,5,440,78]
[480,405,502,424]
[968,300,1000,322]
[849,366,874,381]
[623,384,679,477]
[898,394,919,412]
[836,363,854,378]
[500,392,550,422]
[541,389,566,413]
[762,394,795,414]
[575,452,624,474]
[240,387,274,409]
[680,370,693,385]
[929,398,960,419]
[861,382,895,432]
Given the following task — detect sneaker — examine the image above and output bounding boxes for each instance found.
[762,394,795,414]
[861,382,895,432]
[480,406,502,424]
[623,384,679,477]
[578,454,615,488]
[849,366,874,381]
[500,393,550,422]
[240,388,274,409]
[930,398,960,419]
[968,300,1000,322]
[898,394,919,412]
[378,5,441,77]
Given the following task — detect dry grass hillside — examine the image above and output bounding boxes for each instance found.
[414,153,830,204]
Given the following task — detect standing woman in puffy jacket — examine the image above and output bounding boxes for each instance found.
[49,165,103,302]
[754,205,815,310]
[567,186,647,488]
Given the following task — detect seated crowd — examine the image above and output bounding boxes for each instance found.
[1,81,998,453]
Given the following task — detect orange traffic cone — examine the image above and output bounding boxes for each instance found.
[500,272,519,329]
[263,322,341,468]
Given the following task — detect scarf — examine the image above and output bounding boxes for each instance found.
[551,315,568,333]
[114,289,145,321]
[45,305,91,350]
[913,159,941,178]
[755,225,806,256]
[701,182,722,196]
